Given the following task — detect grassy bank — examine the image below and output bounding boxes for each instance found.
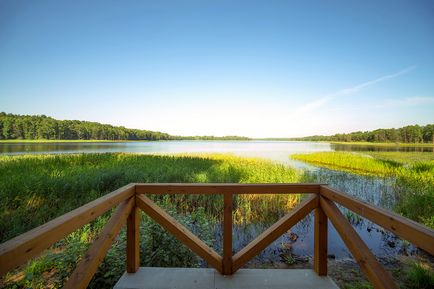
[365,152,434,163]
[0,153,302,288]
[291,152,434,227]
[293,151,402,176]
[0,153,302,242]
[330,141,434,147]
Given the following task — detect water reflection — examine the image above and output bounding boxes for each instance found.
[204,168,415,266]
[1,140,433,155]
[0,140,333,156]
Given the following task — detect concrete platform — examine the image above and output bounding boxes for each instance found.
[114,267,340,289]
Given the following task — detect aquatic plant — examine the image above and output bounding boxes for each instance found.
[291,152,434,228]
[0,153,302,289]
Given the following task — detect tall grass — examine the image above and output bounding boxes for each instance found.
[0,153,301,242]
[292,152,402,176]
[365,152,434,164]
[0,153,303,289]
[291,152,434,227]
[405,262,434,289]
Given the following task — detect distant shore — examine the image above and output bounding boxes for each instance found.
[0,139,248,143]
[0,139,134,143]
[330,141,434,147]
[1,139,434,147]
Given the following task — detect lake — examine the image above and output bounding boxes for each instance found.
[1,140,429,263]
[1,140,433,158]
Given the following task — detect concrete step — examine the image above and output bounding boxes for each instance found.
[114,267,340,289]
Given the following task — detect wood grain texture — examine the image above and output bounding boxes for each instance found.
[232,194,318,272]
[63,197,134,289]
[136,194,223,272]
[135,183,321,194]
[223,192,233,275]
[320,185,434,255]
[314,206,328,276]
[320,197,398,289]
[0,184,135,276]
[127,201,140,273]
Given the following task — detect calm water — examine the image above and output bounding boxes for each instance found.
[1,140,433,157]
[1,140,427,262]
[0,140,331,157]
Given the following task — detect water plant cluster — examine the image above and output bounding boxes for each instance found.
[1,152,433,288]
[292,152,434,228]
[0,153,301,288]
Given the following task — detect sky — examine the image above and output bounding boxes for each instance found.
[1,0,434,138]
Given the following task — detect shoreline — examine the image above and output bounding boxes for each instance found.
[1,139,434,147]
[330,141,434,147]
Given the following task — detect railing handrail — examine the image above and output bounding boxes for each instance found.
[134,182,323,194]
[0,183,432,289]
[320,185,434,255]
[0,183,135,276]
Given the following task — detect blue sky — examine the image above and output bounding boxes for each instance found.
[1,0,433,137]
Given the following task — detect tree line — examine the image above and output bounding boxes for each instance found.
[0,112,249,141]
[291,124,434,143]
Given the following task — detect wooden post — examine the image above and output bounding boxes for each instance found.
[127,202,140,273]
[314,205,327,275]
[223,192,233,275]
[320,197,399,289]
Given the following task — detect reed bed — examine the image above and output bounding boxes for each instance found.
[0,153,303,289]
[292,151,434,228]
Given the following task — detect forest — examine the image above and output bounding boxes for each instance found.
[0,112,249,141]
[1,112,433,143]
[290,124,434,143]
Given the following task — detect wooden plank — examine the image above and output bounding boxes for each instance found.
[136,195,223,272]
[232,194,318,272]
[314,205,328,276]
[0,183,135,276]
[320,197,398,289]
[127,201,140,273]
[63,197,135,289]
[223,192,233,275]
[135,183,321,195]
[320,185,434,255]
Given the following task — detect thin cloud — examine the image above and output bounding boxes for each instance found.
[295,65,417,114]
[375,96,434,108]
[336,65,416,96]
[296,96,332,114]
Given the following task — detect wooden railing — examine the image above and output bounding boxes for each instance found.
[0,183,433,289]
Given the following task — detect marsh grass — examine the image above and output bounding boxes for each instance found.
[365,152,434,164]
[0,152,302,289]
[405,262,434,289]
[291,152,434,227]
[330,141,434,147]
[0,153,302,242]
[292,152,402,177]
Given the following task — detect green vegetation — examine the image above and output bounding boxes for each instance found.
[0,153,301,288]
[404,262,434,289]
[291,152,434,227]
[342,282,373,289]
[0,112,250,141]
[0,153,300,242]
[287,124,434,144]
[330,141,434,147]
[292,152,402,176]
[0,139,122,143]
[1,151,432,288]
[365,152,434,163]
